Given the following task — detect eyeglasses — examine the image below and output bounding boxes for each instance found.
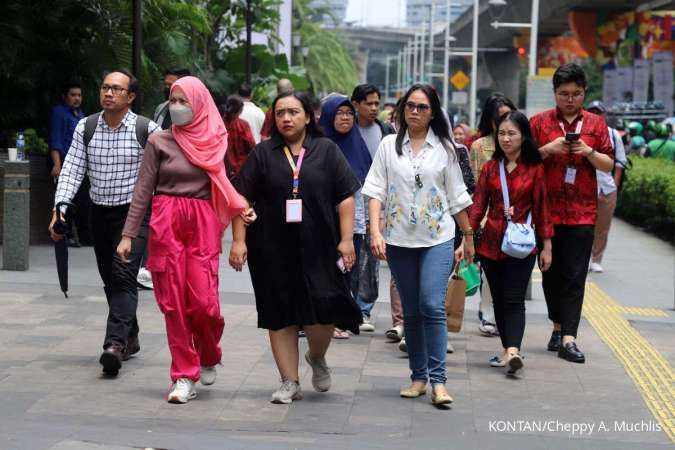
[415,173,423,189]
[405,101,431,113]
[335,110,354,117]
[100,85,128,96]
[555,91,585,100]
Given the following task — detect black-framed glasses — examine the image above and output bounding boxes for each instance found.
[415,173,423,189]
[335,110,355,117]
[405,101,431,113]
[100,85,128,95]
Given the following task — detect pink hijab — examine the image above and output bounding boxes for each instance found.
[170,76,246,226]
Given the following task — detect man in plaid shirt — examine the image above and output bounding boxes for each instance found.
[49,69,159,376]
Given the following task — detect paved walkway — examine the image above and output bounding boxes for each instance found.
[0,219,673,450]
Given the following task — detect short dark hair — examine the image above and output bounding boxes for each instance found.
[493,111,542,165]
[395,84,456,159]
[165,67,191,78]
[223,95,244,122]
[103,69,139,95]
[553,63,587,91]
[270,91,323,139]
[238,83,252,98]
[351,84,381,103]
[477,93,517,138]
[61,81,81,96]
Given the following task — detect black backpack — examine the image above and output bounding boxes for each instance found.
[83,112,151,150]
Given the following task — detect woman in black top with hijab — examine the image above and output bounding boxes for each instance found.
[229,91,362,404]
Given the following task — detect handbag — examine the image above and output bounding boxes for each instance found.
[457,260,480,296]
[350,234,380,302]
[499,160,536,259]
[445,263,466,333]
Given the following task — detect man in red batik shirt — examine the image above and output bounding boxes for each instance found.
[529,63,614,364]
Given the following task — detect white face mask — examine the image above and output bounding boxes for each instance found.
[169,104,193,126]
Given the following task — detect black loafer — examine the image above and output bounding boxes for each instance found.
[100,345,123,375]
[558,341,585,363]
[547,330,561,352]
[122,336,140,361]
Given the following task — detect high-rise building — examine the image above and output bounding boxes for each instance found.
[406,0,473,28]
[310,0,347,26]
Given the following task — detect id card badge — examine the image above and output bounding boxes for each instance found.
[564,166,577,185]
[286,199,302,223]
[409,205,418,225]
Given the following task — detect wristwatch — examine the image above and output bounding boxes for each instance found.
[462,227,474,236]
[586,148,596,157]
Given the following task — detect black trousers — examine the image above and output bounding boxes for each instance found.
[481,254,536,349]
[91,204,148,349]
[542,225,594,338]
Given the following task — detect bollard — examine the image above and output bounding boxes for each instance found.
[3,160,30,270]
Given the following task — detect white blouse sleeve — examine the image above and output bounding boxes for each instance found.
[361,139,389,203]
[443,149,472,215]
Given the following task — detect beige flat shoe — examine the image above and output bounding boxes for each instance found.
[400,383,427,398]
[431,386,453,405]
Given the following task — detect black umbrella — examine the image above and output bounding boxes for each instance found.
[53,202,76,298]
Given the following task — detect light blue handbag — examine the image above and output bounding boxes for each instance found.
[499,160,536,259]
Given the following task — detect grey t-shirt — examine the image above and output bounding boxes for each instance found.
[358,122,383,159]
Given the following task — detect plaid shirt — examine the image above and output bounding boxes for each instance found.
[55,110,160,207]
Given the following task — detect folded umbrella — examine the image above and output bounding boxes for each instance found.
[53,202,76,298]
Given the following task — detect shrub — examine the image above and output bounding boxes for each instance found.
[616,157,675,244]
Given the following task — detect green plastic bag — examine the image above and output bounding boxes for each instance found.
[457,261,480,296]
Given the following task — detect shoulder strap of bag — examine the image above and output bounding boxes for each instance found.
[83,112,101,150]
[499,159,532,225]
[135,115,151,149]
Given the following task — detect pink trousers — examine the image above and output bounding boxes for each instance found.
[146,195,225,382]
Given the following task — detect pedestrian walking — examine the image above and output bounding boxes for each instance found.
[529,63,614,363]
[223,95,256,179]
[228,91,362,404]
[351,84,398,334]
[49,81,90,247]
[452,123,472,146]
[469,111,553,375]
[586,101,628,273]
[117,76,248,403]
[471,94,516,338]
[363,84,474,405]
[49,69,160,376]
[319,94,374,340]
[238,83,266,144]
[260,78,294,141]
[153,67,191,130]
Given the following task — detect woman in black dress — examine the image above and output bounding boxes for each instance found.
[229,91,362,404]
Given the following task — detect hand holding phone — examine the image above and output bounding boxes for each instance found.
[565,132,580,142]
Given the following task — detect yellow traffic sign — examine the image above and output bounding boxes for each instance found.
[450,70,470,90]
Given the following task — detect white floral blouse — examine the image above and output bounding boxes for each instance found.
[362,129,472,248]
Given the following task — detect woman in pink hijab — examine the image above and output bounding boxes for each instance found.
[118,76,251,404]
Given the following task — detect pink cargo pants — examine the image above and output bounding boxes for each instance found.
[145,195,225,382]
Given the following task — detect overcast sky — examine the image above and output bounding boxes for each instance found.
[345,0,406,27]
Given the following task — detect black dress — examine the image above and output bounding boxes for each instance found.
[233,134,363,333]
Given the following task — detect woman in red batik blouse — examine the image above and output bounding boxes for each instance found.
[469,111,553,376]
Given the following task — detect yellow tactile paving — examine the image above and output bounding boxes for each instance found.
[583,282,675,443]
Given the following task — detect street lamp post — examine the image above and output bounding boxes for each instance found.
[397,50,403,98]
[469,0,479,129]
[442,0,452,111]
[245,0,252,85]
[490,0,540,77]
[131,0,142,112]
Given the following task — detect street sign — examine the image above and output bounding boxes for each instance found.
[450,70,470,91]
[451,91,468,105]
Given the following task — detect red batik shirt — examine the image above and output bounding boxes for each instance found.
[469,159,553,261]
[529,108,613,225]
[225,118,256,178]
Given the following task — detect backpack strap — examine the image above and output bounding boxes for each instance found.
[83,112,101,149]
[135,115,151,149]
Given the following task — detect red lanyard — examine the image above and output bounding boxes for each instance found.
[283,146,306,198]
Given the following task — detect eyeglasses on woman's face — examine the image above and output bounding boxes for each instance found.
[335,110,354,118]
[404,101,431,113]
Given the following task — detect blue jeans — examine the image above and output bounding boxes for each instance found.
[386,239,454,385]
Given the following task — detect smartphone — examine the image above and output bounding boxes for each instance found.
[565,132,580,142]
[336,257,347,274]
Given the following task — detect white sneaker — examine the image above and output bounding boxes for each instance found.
[167,378,197,404]
[447,341,455,354]
[359,315,375,332]
[385,325,404,342]
[398,338,408,353]
[136,267,154,289]
[271,380,303,404]
[304,352,331,392]
[200,366,217,385]
[589,262,604,273]
[478,319,499,337]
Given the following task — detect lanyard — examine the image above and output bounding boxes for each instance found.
[559,119,583,135]
[283,146,306,198]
